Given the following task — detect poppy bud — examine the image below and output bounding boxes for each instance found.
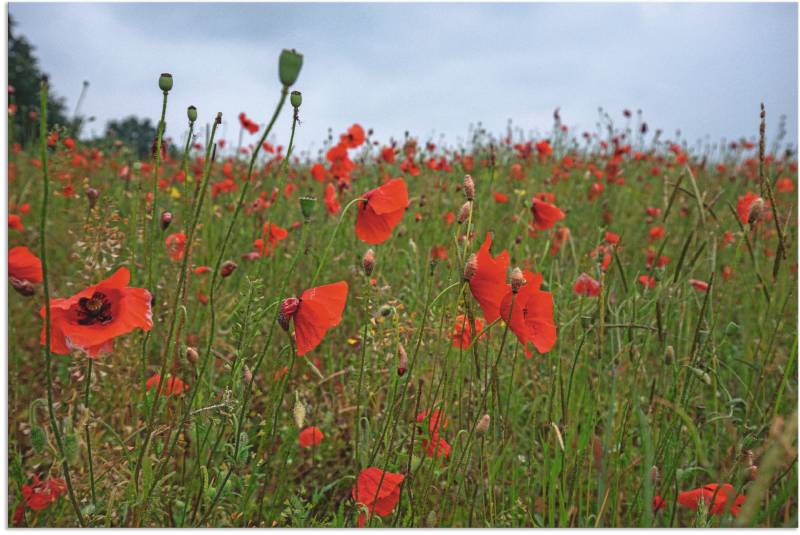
[214,112,222,125]
[158,73,173,92]
[290,90,302,109]
[463,174,475,201]
[363,249,376,276]
[278,49,303,88]
[651,465,660,485]
[160,210,172,230]
[510,267,526,293]
[299,196,316,220]
[220,261,237,278]
[86,187,99,209]
[187,105,197,122]
[458,201,472,224]
[463,253,477,282]
[279,297,300,331]
[186,346,199,365]
[293,398,306,429]
[748,464,758,481]
[748,197,765,225]
[664,345,674,364]
[10,277,34,297]
[476,414,491,434]
[243,364,253,385]
[397,343,408,376]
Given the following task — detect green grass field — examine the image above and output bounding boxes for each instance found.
[7,53,798,527]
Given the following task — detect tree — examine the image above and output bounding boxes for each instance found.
[8,14,70,147]
[105,117,158,160]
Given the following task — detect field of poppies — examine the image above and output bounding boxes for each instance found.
[7,49,798,528]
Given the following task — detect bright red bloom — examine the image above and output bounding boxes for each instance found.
[342,124,366,148]
[468,233,510,324]
[298,426,324,448]
[499,270,557,358]
[311,162,327,182]
[535,140,553,161]
[8,246,43,284]
[638,275,656,289]
[451,314,485,349]
[429,245,448,261]
[193,265,211,275]
[573,272,600,297]
[352,467,404,527]
[282,281,348,356]
[380,146,396,164]
[416,409,449,435]
[493,191,509,203]
[648,225,665,241]
[737,191,763,225]
[39,267,153,357]
[165,232,187,261]
[677,483,746,517]
[254,222,288,256]
[688,279,709,292]
[9,214,24,231]
[146,373,188,396]
[421,436,452,460]
[777,177,794,193]
[653,495,667,512]
[238,112,259,134]
[604,231,620,245]
[355,178,408,244]
[530,197,565,231]
[21,475,67,512]
[324,183,341,215]
[443,211,455,225]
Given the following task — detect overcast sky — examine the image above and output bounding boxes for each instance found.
[9,2,799,155]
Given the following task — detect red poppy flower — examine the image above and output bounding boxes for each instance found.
[451,314,485,349]
[238,112,259,134]
[281,281,348,356]
[8,246,43,284]
[352,467,404,527]
[254,222,288,256]
[146,373,188,396]
[688,279,709,292]
[298,426,324,448]
[499,270,557,358]
[737,191,765,225]
[416,409,449,435]
[311,162,328,182]
[380,146,396,164]
[193,265,211,275]
[652,495,667,512]
[9,214,24,231]
[421,435,451,460]
[493,192,509,203]
[638,275,656,289]
[342,124,366,148]
[777,177,794,193]
[165,232,187,261]
[604,231,620,245]
[324,183,341,215]
[468,233,510,324]
[530,197,565,231]
[39,267,153,357]
[355,178,408,244]
[573,272,600,297]
[648,225,665,241]
[443,211,455,225]
[21,475,67,512]
[677,483,745,517]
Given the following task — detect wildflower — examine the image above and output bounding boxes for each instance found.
[604,231,620,245]
[677,483,746,517]
[463,174,475,201]
[298,426,324,448]
[280,281,348,356]
[20,475,67,512]
[254,222,288,257]
[220,261,237,278]
[737,192,765,225]
[355,178,408,244]
[530,197,565,231]
[451,314,485,349]
[146,373,188,396]
[493,191,509,203]
[458,201,472,224]
[40,267,152,357]
[165,232,187,261]
[499,270,557,358]
[648,225,665,241]
[638,275,656,289]
[160,211,173,230]
[573,272,600,297]
[510,267,526,293]
[652,496,667,512]
[688,279,709,292]
[8,246,43,285]
[86,187,100,208]
[341,124,365,149]
[362,249,375,276]
[422,436,452,460]
[468,233,510,323]
[9,214,24,231]
[416,409,449,435]
[352,467,404,527]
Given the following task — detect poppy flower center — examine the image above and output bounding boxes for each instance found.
[76,291,113,325]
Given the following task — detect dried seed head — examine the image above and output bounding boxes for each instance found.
[10,277,34,297]
[86,187,99,209]
[160,210,173,230]
[243,364,253,384]
[664,345,674,364]
[363,248,376,276]
[476,414,491,434]
[463,174,475,201]
[510,267,527,293]
[186,346,199,365]
[293,398,306,429]
[458,201,472,224]
[748,197,765,225]
[463,253,478,282]
[220,261,237,278]
[397,343,408,376]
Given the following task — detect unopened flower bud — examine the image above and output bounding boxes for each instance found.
[243,364,253,384]
[220,261,237,278]
[279,49,303,88]
[463,254,478,282]
[299,196,316,220]
[651,465,660,485]
[748,464,758,481]
[160,210,172,230]
[664,345,674,364]
[158,73,173,92]
[187,105,197,122]
[458,201,472,224]
[279,297,300,331]
[86,187,99,209]
[748,197,765,225]
[293,398,306,429]
[363,249,375,276]
[463,174,475,201]
[510,267,526,293]
[186,346,199,365]
[476,414,491,434]
[290,90,302,109]
[397,343,408,377]
[10,277,34,297]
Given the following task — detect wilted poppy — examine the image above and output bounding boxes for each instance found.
[573,272,600,297]
[352,467,404,527]
[467,233,510,324]
[280,281,348,356]
[499,270,557,358]
[530,197,565,231]
[39,267,153,357]
[298,426,324,448]
[8,246,43,284]
[355,178,408,244]
[677,483,745,517]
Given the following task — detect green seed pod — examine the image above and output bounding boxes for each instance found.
[290,90,302,109]
[187,105,197,122]
[30,426,46,453]
[299,196,316,221]
[725,321,740,337]
[278,49,303,87]
[158,73,173,92]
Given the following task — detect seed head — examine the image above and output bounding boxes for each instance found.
[458,201,472,224]
[651,465,660,485]
[363,249,376,276]
[187,105,197,122]
[463,174,475,201]
[278,49,304,88]
[158,73,173,92]
[243,364,253,385]
[186,346,199,365]
[476,414,491,434]
[290,90,303,109]
[293,398,306,429]
[748,197,765,225]
[463,253,478,282]
[510,267,526,293]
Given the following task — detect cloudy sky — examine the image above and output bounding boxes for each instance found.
[9,2,798,155]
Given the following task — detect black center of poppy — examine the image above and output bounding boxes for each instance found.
[77,291,113,325]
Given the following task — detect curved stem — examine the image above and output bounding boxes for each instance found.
[311,197,363,287]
